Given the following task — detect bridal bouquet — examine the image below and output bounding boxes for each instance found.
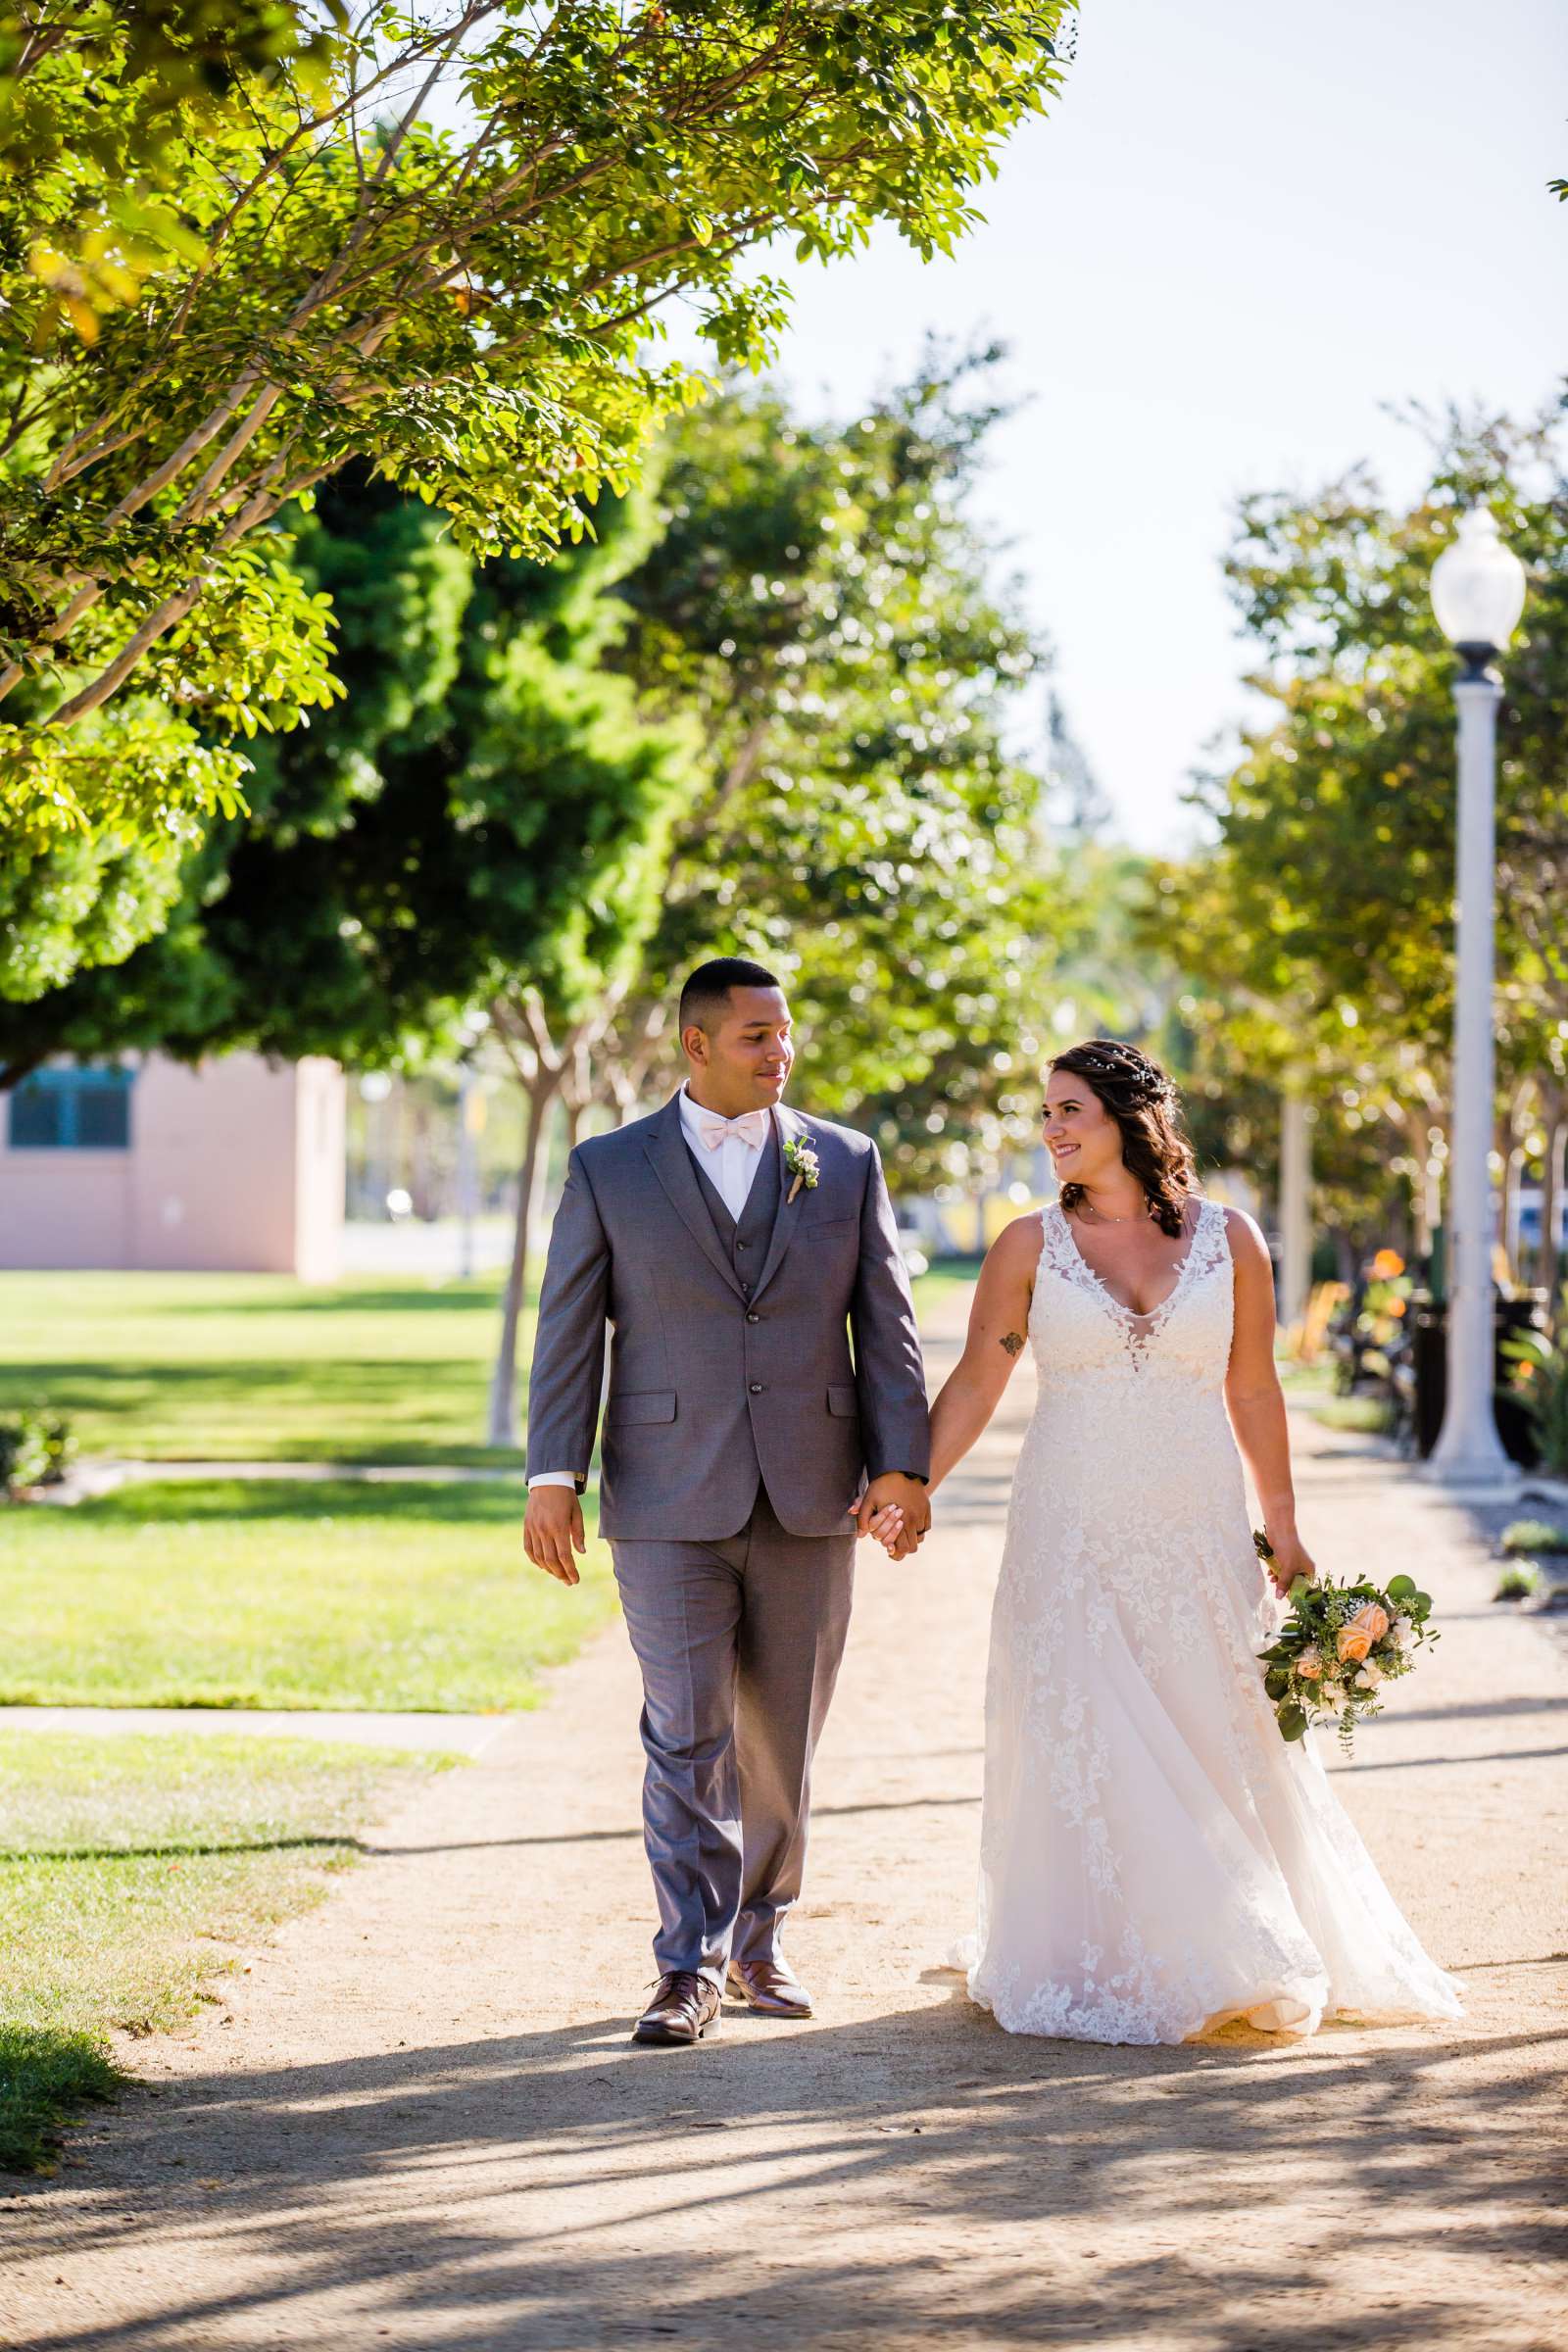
[1254,1533,1438,1755]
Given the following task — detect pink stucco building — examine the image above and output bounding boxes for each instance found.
[0,1054,345,1279]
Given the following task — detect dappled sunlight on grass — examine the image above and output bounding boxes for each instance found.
[0,1479,612,1710]
[0,1732,456,2171]
[0,1271,530,1463]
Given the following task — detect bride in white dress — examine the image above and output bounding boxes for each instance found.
[879,1038,1462,2045]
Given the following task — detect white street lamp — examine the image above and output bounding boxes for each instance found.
[1426,506,1528,1490]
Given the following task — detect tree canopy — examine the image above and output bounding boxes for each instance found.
[4,349,1076,1134]
[1158,405,1568,1262]
[0,458,695,1081]
[1,0,1075,848]
[1204,410,1563,1050]
[594,348,1082,1185]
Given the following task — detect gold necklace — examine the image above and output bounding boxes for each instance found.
[1080,1193,1154,1225]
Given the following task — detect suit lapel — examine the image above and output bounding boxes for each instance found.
[749,1105,811,1306]
[643,1091,747,1299]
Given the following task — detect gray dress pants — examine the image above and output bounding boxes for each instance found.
[611,1482,856,1988]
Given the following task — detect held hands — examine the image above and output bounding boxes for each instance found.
[524,1485,587,1586]
[855,1471,931,1562]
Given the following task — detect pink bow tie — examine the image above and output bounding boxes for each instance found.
[696,1108,769,1151]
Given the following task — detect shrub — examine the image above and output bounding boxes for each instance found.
[1502,1319,1568,1478]
[0,1409,77,1499]
[1494,1562,1543,1601]
[1500,1518,1568,1557]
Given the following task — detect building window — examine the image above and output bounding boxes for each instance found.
[9,1066,133,1151]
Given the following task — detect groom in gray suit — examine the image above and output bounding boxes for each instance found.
[524,957,931,2045]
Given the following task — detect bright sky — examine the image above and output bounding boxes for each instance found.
[671,0,1565,849]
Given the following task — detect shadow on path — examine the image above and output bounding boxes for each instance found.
[14,2006,1567,2351]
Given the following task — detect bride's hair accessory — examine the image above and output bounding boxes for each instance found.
[1255,1534,1438,1755]
[1047,1037,1194,1238]
[1073,1042,1176,1109]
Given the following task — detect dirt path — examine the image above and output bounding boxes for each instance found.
[4,1297,1566,2351]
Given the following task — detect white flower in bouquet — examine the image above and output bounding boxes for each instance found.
[1360,1659,1387,1689]
[1392,1615,1418,1653]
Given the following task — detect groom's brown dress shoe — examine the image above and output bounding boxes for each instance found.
[725,1957,813,2017]
[632,1972,721,2046]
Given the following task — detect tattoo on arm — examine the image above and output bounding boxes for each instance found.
[999,1331,1025,1357]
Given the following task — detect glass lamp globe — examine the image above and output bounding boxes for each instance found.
[1431,506,1527,661]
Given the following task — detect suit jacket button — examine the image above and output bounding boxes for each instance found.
[748,1382,763,1395]
[746,1311,760,1323]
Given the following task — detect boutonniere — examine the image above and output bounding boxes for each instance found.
[783,1137,819,1204]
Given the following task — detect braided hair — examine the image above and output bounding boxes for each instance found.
[1049,1039,1197,1239]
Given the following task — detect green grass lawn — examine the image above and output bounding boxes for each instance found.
[1307,1395,1396,1435]
[0,1478,614,1710]
[0,1731,458,2172]
[909,1265,977,1318]
[0,1263,967,1470]
[0,1270,530,1466]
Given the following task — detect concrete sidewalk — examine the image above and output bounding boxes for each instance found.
[0,1706,509,1758]
[3,1298,1565,2351]
[32,1458,526,1506]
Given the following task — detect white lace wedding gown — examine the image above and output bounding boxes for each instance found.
[959,1199,1463,2044]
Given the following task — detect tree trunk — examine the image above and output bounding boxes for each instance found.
[1540,1094,1566,1310]
[1410,1176,1432,1262]
[1278,1083,1312,1335]
[486,1072,561,1449]
[1422,1109,1448,1279]
[409,1093,434,1220]
[1493,1108,1512,1283]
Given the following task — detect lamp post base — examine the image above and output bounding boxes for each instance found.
[1419,1449,1521,1496]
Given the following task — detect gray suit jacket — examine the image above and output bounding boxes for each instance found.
[525,1091,930,1541]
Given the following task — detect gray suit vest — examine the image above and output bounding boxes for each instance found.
[685,1135,782,1288]
[684,1139,781,1512]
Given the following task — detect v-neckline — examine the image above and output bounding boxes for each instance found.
[1054,1200,1204,1324]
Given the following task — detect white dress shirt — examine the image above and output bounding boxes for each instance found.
[676,1081,771,1222]
[529,1088,774,1489]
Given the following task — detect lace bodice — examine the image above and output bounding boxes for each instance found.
[1033,1196,1235,1384]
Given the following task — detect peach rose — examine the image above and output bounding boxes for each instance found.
[1297,1645,1324,1681]
[1348,1600,1390,1642]
[1337,1625,1372,1663]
